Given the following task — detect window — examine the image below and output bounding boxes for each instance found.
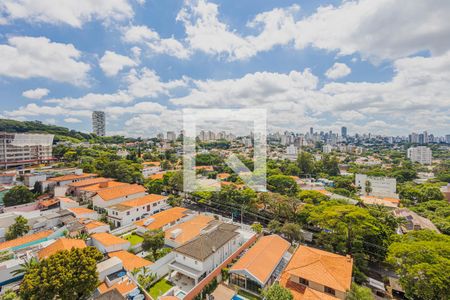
[127,211,130,215]
[324,286,335,296]
[299,277,309,286]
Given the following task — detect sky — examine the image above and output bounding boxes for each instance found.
[0,0,449,137]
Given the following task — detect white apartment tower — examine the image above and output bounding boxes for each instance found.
[92,111,106,136]
[0,133,54,169]
[407,146,432,165]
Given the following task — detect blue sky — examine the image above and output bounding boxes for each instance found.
[0,0,449,137]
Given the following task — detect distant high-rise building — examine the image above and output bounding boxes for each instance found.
[92,111,106,136]
[341,126,347,138]
[407,146,432,165]
[156,133,164,140]
[1,133,54,168]
[310,127,313,135]
[167,131,176,142]
[446,134,450,144]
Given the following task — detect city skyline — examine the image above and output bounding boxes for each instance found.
[1,0,450,137]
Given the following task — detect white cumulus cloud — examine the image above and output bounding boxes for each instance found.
[99,51,137,77]
[64,117,82,123]
[325,63,351,79]
[0,36,90,85]
[0,0,133,28]
[22,88,50,99]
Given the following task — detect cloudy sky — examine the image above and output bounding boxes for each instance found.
[1,0,449,137]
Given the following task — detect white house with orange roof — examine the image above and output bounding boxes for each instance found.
[229,235,291,295]
[105,194,169,227]
[134,207,193,234]
[280,245,353,300]
[91,232,131,253]
[108,250,153,271]
[37,238,86,259]
[91,184,146,212]
[67,207,99,220]
[142,161,162,178]
[43,173,98,191]
[77,180,128,202]
[66,177,113,196]
[164,214,215,248]
[82,219,110,234]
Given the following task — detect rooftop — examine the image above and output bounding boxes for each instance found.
[47,173,97,182]
[175,223,240,261]
[280,245,353,294]
[96,184,146,201]
[108,194,167,211]
[38,238,86,259]
[108,250,153,271]
[68,207,96,215]
[230,234,290,285]
[67,177,113,188]
[79,181,128,193]
[135,207,189,230]
[97,276,137,296]
[165,214,215,245]
[92,233,130,247]
[0,230,53,251]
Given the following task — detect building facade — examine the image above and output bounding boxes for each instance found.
[0,133,54,169]
[355,174,397,198]
[407,146,432,165]
[92,111,106,136]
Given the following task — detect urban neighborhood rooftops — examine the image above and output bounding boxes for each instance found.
[135,207,189,230]
[91,233,129,247]
[47,173,97,182]
[37,238,86,259]
[0,230,54,251]
[108,250,153,271]
[108,194,167,212]
[95,184,146,201]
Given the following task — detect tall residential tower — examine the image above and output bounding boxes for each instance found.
[92,111,106,136]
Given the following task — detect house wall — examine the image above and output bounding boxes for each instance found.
[92,191,146,210]
[289,275,347,300]
[106,198,168,227]
[355,174,397,198]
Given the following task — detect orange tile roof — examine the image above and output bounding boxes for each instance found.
[97,277,137,296]
[149,172,165,180]
[135,207,189,230]
[281,246,353,294]
[67,177,113,188]
[108,250,152,271]
[84,220,109,230]
[280,279,338,300]
[0,230,53,251]
[39,198,59,207]
[119,194,167,208]
[230,235,290,285]
[165,215,214,245]
[58,197,77,203]
[68,207,96,215]
[217,173,230,179]
[78,181,128,192]
[91,233,129,247]
[37,238,86,259]
[47,173,97,182]
[96,184,146,201]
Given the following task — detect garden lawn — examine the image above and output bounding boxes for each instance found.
[123,233,144,246]
[149,278,173,299]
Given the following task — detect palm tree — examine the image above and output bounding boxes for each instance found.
[11,257,39,277]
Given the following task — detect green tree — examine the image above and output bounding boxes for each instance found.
[102,160,143,183]
[267,175,298,195]
[3,186,35,207]
[263,283,293,300]
[280,222,302,242]
[0,290,19,300]
[364,180,372,195]
[142,229,165,256]
[387,230,450,300]
[297,190,329,205]
[5,216,30,240]
[145,178,164,194]
[20,247,102,300]
[251,222,263,234]
[346,283,374,300]
[11,257,39,277]
[297,151,315,175]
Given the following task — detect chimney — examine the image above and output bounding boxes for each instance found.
[99,181,109,188]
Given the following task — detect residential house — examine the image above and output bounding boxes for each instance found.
[280,246,353,300]
[66,177,114,197]
[393,208,440,233]
[68,207,99,220]
[105,194,169,227]
[91,233,130,253]
[142,161,162,178]
[43,173,98,192]
[82,219,110,234]
[164,215,215,248]
[37,238,86,259]
[0,230,54,252]
[108,250,153,271]
[355,174,398,198]
[229,235,291,295]
[135,207,193,234]
[92,184,146,211]
[77,181,128,202]
[168,223,243,285]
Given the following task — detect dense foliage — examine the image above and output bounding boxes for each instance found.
[3,186,35,207]
[5,216,30,240]
[20,247,102,300]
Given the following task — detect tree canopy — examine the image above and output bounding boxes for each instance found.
[20,247,102,300]
[3,186,35,207]
[6,216,30,240]
[263,283,293,300]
